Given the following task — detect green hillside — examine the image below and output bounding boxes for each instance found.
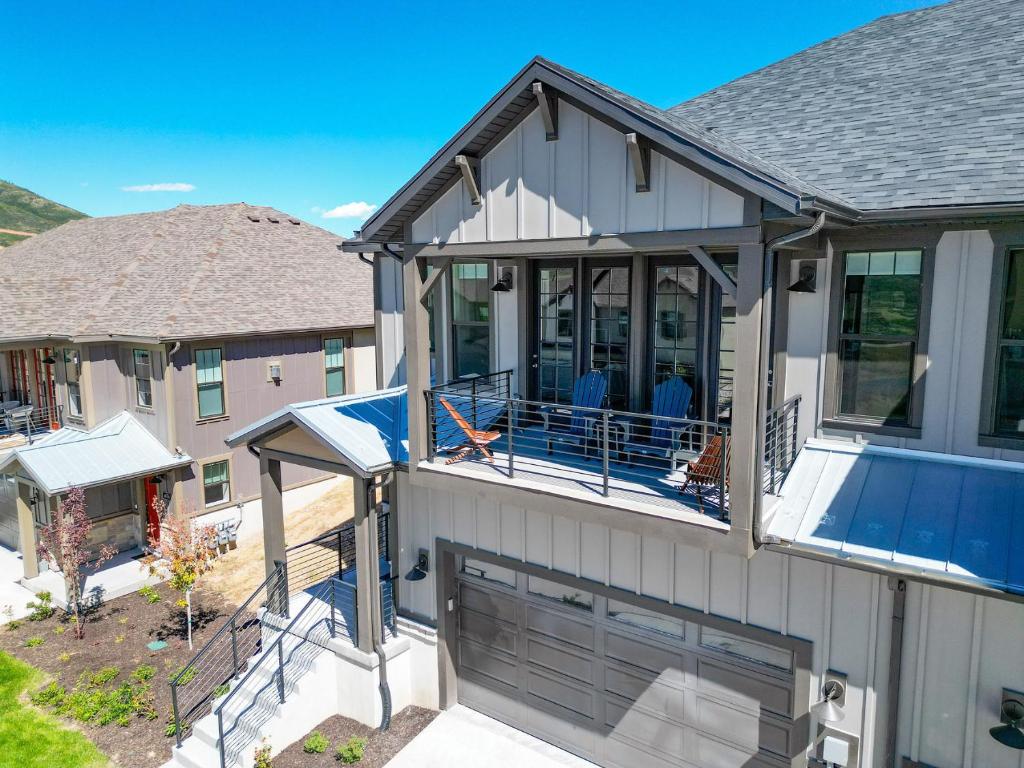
[0,180,87,246]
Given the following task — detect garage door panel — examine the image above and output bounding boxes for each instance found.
[525,604,595,650]
[526,638,595,685]
[460,582,518,623]
[695,733,760,768]
[458,671,521,724]
[459,607,517,654]
[757,716,795,759]
[604,666,686,722]
[459,638,519,687]
[696,696,759,751]
[604,630,685,679]
[605,730,685,768]
[522,697,599,758]
[526,669,596,720]
[698,659,793,717]
[605,697,685,756]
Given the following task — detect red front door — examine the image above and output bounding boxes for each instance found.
[144,478,160,544]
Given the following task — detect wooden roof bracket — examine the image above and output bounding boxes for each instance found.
[532,82,558,140]
[454,154,481,206]
[626,133,652,193]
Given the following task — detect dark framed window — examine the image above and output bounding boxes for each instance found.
[202,460,230,507]
[536,263,576,404]
[195,348,225,419]
[133,349,153,408]
[324,338,346,397]
[63,348,82,417]
[652,263,701,395]
[587,264,630,409]
[835,250,923,425]
[993,249,1024,437]
[450,262,491,378]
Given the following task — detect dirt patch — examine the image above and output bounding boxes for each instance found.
[0,582,233,768]
[273,708,438,768]
[205,478,355,605]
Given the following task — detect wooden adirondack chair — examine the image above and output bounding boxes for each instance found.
[438,396,501,464]
[679,434,731,514]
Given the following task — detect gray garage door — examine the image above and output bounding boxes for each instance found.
[455,561,801,768]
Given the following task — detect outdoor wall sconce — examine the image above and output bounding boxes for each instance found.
[407,549,429,581]
[811,677,846,724]
[991,690,1024,750]
[491,269,514,293]
[41,354,56,365]
[788,261,818,293]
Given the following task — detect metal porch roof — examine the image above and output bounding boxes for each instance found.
[0,411,193,496]
[764,439,1024,597]
[225,386,409,478]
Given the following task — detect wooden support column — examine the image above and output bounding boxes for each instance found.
[16,481,39,579]
[403,255,432,469]
[729,242,767,552]
[259,452,286,581]
[352,477,375,654]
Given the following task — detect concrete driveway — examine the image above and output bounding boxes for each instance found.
[384,705,596,768]
[0,545,37,623]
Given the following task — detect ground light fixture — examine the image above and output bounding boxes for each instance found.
[491,269,514,293]
[991,694,1024,750]
[407,549,429,581]
[788,262,818,293]
[811,679,846,724]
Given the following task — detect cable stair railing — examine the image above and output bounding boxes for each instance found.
[169,561,290,746]
[214,576,357,768]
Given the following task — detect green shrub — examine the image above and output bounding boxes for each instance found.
[53,625,66,635]
[26,592,54,622]
[30,681,66,708]
[90,667,120,686]
[336,736,367,764]
[164,721,178,738]
[31,665,155,729]
[213,684,230,698]
[253,739,273,768]
[58,652,72,663]
[131,665,156,683]
[24,636,44,648]
[139,585,161,604]
[169,665,197,685]
[6,619,22,631]
[303,731,329,754]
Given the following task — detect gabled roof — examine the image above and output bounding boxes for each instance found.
[0,203,374,343]
[764,440,1024,598]
[0,411,193,496]
[226,387,409,478]
[670,0,1024,212]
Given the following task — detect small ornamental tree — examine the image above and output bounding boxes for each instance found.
[148,497,216,650]
[37,486,115,639]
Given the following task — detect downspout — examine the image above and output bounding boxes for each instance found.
[751,212,826,547]
[884,577,907,768]
[380,244,403,264]
[366,477,392,730]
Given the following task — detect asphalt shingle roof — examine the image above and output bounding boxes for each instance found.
[0,203,373,341]
[669,0,1024,211]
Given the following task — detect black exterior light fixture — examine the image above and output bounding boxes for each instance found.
[788,261,818,293]
[406,549,429,581]
[41,354,56,365]
[491,268,514,293]
[811,678,846,724]
[991,692,1024,750]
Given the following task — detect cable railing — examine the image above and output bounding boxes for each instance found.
[0,402,63,442]
[763,395,801,495]
[425,387,731,521]
[285,511,390,596]
[169,562,289,746]
[216,577,356,768]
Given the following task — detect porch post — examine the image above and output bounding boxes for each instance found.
[259,452,286,582]
[730,241,768,551]
[402,253,431,469]
[16,481,39,579]
[352,476,375,654]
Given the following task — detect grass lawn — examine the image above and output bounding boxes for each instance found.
[0,651,108,768]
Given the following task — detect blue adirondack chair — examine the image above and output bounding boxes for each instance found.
[619,376,694,469]
[540,370,608,457]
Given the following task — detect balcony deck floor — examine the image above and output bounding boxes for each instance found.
[427,425,728,522]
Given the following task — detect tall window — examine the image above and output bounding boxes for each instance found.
[653,265,700,391]
[589,266,630,409]
[202,460,230,507]
[324,338,346,397]
[994,249,1024,437]
[717,265,738,421]
[837,250,923,424]
[133,349,153,408]
[451,262,490,378]
[63,348,82,417]
[195,348,225,419]
[537,265,576,404]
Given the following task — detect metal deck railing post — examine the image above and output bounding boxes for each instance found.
[330,579,337,639]
[471,377,478,429]
[171,683,182,748]
[602,411,610,497]
[507,398,515,479]
[276,641,285,703]
[720,426,728,522]
[336,529,344,579]
[229,618,239,676]
[217,712,226,768]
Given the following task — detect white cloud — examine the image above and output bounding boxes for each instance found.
[121,182,196,192]
[321,201,377,219]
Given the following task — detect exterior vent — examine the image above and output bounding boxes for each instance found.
[247,215,260,222]
[288,218,300,225]
[267,216,280,223]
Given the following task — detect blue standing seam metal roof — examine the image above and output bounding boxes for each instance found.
[0,411,193,496]
[225,386,409,478]
[764,439,1024,596]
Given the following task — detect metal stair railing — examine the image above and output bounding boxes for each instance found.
[216,576,357,768]
[169,561,289,746]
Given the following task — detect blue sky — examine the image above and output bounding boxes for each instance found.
[4,0,937,237]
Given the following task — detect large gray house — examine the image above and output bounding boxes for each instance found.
[167,2,1024,768]
[0,203,375,585]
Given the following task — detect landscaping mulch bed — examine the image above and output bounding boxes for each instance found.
[0,582,236,768]
[274,708,438,768]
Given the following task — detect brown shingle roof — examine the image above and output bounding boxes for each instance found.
[0,203,373,341]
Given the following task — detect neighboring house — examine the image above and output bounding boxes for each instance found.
[0,203,375,587]
[176,3,1024,768]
